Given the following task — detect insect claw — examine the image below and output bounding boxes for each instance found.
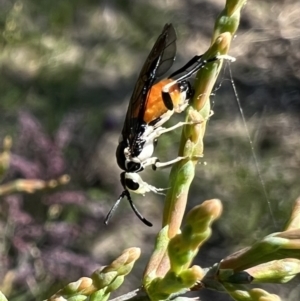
[216,54,236,62]
[149,185,168,196]
[158,185,170,191]
[154,156,188,169]
[192,154,204,160]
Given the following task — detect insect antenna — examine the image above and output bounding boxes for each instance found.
[169,55,234,83]
[104,190,153,227]
[168,55,203,79]
[104,192,125,225]
[124,190,153,227]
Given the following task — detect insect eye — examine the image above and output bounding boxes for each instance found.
[125,178,139,191]
[116,141,126,170]
[127,161,142,172]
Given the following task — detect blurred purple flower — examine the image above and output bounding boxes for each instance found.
[18,111,66,178]
[43,191,87,206]
[5,194,33,225]
[0,110,110,296]
[55,112,83,149]
[10,154,42,179]
[42,247,101,279]
[45,222,80,245]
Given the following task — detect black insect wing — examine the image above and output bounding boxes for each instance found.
[121,23,177,157]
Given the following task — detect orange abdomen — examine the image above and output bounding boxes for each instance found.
[144,79,181,124]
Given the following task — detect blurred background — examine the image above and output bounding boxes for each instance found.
[0,0,300,300]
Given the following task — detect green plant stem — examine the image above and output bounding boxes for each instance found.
[145,0,247,281]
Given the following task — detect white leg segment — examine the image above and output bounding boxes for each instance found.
[154,156,187,169]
